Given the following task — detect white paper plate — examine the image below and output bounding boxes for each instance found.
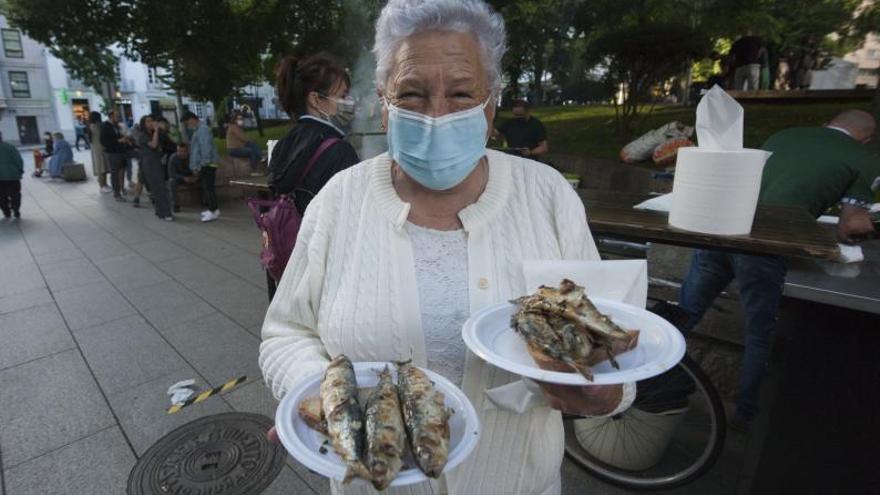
[275,362,480,487]
[462,298,686,385]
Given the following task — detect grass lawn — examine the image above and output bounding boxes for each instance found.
[220,100,872,162]
[495,101,874,161]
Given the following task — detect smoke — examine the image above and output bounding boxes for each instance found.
[342,0,388,159]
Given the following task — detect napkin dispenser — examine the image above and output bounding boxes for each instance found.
[668,86,771,236]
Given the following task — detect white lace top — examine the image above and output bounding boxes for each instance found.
[405,222,470,387]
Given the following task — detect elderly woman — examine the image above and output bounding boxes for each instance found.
[261,1,629,494]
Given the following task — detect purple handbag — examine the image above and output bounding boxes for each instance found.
[248,137,340,281]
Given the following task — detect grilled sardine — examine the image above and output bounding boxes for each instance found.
[321,355,370,483]
[364,366,406,490]
[396,361,451,478]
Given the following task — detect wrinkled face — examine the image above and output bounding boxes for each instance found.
[380,30,495,131]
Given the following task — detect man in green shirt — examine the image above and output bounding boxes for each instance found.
[676,110,878,430]
[0,132,24,219]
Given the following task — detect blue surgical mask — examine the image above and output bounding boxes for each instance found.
[385,97,490,191]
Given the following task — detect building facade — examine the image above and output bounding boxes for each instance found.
[0,16,57,145]
[844,33,880,88]
[0,14,226,146]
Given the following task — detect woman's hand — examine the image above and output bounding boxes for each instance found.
[267,425,279,443]
[537,382,623,416]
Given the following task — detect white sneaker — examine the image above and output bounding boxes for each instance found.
[200,210,219,222]
[100,186,113,194]
[200,210,211,219]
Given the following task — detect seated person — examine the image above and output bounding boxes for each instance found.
[494,99,548,159]
[677,109,879,431]
[226,112,263,175]
[47,132,73,179]
[167,141,195,213]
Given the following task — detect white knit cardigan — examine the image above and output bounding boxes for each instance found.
[260,150,601,495]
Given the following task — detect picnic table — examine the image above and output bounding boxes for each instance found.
[578,189,840,260]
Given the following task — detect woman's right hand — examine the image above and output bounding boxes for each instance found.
[267,425,279,443]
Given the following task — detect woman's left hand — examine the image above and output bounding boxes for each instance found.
[537,382,623,416]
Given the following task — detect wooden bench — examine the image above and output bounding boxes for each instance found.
[174,155,266,206]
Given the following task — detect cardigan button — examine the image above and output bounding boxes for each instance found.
[478,277,489,289]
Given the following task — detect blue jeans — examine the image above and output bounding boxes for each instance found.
[228,142,261,170]
[678,249,787,421]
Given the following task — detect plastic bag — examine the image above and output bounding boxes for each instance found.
[620,121,694,163]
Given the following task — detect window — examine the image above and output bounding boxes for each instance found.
[148,67,156,85]
[9,71,30,98]
[2,29,23,58]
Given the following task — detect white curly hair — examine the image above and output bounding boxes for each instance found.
[373,0,507,93]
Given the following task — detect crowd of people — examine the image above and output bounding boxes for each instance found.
[86,108,223,222]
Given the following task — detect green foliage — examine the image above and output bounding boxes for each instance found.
[500,101,873,161]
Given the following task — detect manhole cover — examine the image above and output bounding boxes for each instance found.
[128,412,284,495]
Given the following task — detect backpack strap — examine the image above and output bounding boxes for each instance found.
[295,137,341,189]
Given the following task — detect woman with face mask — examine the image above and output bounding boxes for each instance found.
[268,53,359,214]
[260,2,629,494]
[226,112,264,176]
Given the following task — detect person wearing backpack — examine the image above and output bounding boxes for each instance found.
[269,54,358,211]
[256,53,359,297]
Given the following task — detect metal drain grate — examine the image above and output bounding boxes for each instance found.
[128,412,284,495]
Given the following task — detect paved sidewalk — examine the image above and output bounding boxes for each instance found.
[0,151,742,494]
[0,151,324,494]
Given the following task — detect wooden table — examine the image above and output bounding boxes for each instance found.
[230,178,839,260]
[579,189,840,260]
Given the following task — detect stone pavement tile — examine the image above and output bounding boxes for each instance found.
[214,253,268,289]
[0,262,45,299]
[0,350,115,467]
[247,324,263,338]
[0,286,53,316]
[287,458,330,494]
[222,380,278,419]
[98,253,171,291]
[263,466,320,495]
[174,231,246,260]
[0,303,75,371]
[3,426,134,495]
[77,237,133,263]
[159,312,261,388]
[32,247,86,267]
[40,259,105,292]
[131,238,189,263]
[53,280,137,331]
[159,254,238,289]
[191,277,269,329]
[108,366,232,455]
[113,226,159,244]
[141,299,216,331]
[77,315,188,395]
[24,234,76,256]
[121,279,202,313]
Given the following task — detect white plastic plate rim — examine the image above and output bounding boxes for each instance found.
[461,298,686,385]
[275,361,481,487]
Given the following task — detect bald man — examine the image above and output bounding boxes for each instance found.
[676,110,879,430]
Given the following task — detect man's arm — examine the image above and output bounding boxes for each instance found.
[837,204,875,244]
[526,140,549,157]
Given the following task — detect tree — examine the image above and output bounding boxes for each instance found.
[575,0,713,138]
[5,0,359,121]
